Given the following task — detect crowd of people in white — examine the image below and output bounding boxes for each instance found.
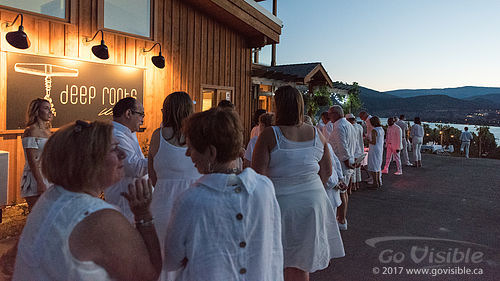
[14,86,432,281]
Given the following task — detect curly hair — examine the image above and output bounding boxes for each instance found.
[25,98,51,127]
[183,108,243,163]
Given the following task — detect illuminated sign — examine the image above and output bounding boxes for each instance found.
[6,52,144,129]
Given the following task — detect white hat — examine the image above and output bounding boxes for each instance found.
[345,113,355,119]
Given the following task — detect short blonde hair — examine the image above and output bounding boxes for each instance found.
[42,120,113,191]
[183,108,243,163]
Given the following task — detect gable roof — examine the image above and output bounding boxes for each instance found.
[252,62,333,87]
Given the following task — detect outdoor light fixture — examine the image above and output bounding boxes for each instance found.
[84,30,109,60]
[143,43,165,69]
[5,14,31,49]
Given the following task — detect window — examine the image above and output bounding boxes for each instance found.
[1,0,71,21]
[99,0,153,39]
[200,85,234,111]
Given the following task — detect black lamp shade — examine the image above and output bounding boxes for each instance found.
[152,53,165,69]
[92,40,109,60]
[6,26,30,49]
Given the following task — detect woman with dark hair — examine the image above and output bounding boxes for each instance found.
[410,117,424,167]
[20,98,53,211]
[148,91,200,281]
[250,109,266,138]
[367,116,385,189]
[164,108,283,280]
[252,85,338,281]
[14,120,161,281]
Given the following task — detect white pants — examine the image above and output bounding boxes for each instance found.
[401,138,411,165]
[412,137,423,162]
[461,141,471,158]
[384,146,401,172]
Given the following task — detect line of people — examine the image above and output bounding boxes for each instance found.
[14,86,347,281]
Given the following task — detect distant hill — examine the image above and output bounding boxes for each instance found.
[384,86,500,99]
[358,86,500,123]
[465,93,500,104]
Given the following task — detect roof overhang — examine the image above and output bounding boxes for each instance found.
[185,0,282,47]
[252,63,334,88]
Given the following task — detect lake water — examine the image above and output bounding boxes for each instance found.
[379,118,500,144]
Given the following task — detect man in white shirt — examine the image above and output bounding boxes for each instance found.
[328,105,356,230]
[460,127,473,158]
[382,117,403,175]
[346,113,364,191]
[316,112,329,132]
[395,114,413,166]
[105,97,148,222]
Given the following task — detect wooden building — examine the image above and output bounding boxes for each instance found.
[0,0,282,204]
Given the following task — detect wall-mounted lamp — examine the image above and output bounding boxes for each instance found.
[143,43,165,69]
[5,14,31,49]
[84,30,109,60]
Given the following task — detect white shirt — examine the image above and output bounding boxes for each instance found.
[104,121,148,222]
[460,131,473,142]
[244,136,258,161]
[395,119,409,139]
[316,119,327,132]
[325,144,344,190]
[353,122,364,157]
[410,124,424,138]
[386,124,403,150]
[164,169,283,281]
[328,118,356,165]
[321,121,333,140]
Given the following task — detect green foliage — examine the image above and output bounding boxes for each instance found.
[344,82,363,114]
[470,126,497,157]
[304,86,333,118]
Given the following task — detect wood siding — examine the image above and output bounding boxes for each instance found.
[0,0,257,204]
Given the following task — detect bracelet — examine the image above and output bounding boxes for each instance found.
[135,217,154,228]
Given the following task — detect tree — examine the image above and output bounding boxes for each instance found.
[345,82,362,114]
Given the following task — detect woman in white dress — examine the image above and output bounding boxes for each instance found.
[14,120,161,281]
[148,91,200,281]
[410,117,424,167]
[367,116,385,189]
[21,98,53,211]
[252,85,338,281]
[164,108,283,280]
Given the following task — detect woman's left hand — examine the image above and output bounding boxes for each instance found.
[121,178,153,219]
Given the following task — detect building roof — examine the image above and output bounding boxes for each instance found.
[252,62,333,87]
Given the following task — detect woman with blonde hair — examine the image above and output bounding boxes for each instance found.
[21,98,53,211]
[14,120,161,281]
[148,91,200,281]
[164,108,283,280]
[252,85,339,281]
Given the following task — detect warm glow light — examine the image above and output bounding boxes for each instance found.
[451,135,454,138]
[439,131,443,134]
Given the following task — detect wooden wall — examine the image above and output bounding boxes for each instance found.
[0,0,255,204]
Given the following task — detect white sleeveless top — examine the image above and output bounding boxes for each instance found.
[150,128,200,281]
[14,185,118,281]
[267,126,323,179]
[21,137,50,197]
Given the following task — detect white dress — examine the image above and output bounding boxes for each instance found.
[164,169,283,281]
[367,127,385,172]
[150,129,200,281]
[21,137,50,198]
[14,186,116,281]
[267,126,341,272]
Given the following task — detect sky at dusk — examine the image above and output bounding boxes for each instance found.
[257,0,500,92]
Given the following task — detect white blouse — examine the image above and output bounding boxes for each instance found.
[164,168,283,281]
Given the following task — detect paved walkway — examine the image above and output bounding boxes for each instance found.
[312,154,500,281]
